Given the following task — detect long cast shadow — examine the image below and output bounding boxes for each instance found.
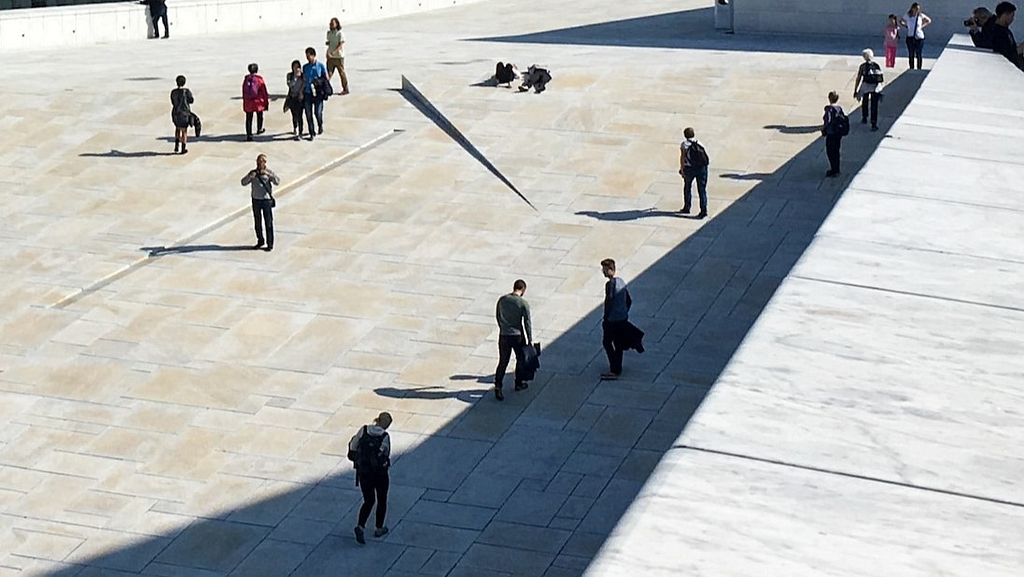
[44,71,927,577]
[467,7,946,58]
[141,244,257,256]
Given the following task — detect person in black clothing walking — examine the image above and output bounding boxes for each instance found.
[853,49,883,131]
[821,91,846,177]
[493,279,533,401]
[141,0,169,39]
[990,2,1024,70]
[169,75,192,154]
[349,412,393,544]
[600,258,631,380]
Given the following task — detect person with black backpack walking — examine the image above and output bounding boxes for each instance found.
[679,127,710,219]
[821,91,849,178]
[348,412,392,544]
[853,49,884,131]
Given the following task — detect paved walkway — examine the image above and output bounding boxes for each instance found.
[0,0,927,575]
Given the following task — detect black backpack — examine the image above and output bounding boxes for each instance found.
[862,61,884,84]
[348,426,387,474]
[686,141,710,168]
[826,106,850,137]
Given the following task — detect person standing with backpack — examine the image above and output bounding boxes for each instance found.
[348,412,392,544]
[822,91,848,178]
[679,127,710,219]
[854,49,884,131]
[242,63,269,141]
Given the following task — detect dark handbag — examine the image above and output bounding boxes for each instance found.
[269,194,276,208]
[255,174,276,207]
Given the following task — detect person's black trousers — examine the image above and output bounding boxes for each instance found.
[861,92,879,127]
[825,135,842,174]
[906,37,924,69]
[152,10,168,38]
[245,111,264,138]
[357,472,389,529]
[602,320,627,375]
[289,105,304,135]
[251,198,274,247]
[495,334,526,389]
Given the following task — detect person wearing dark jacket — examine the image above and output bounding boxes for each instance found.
[990,2,1024,70]
[348,412,392,544]
[141,0,169,39]
[493,279,532,401]
[821,91,845,177]
[969,7,995,48]
[600,259,631,380]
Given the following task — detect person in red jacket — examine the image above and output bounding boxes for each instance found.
[242,63,269,141]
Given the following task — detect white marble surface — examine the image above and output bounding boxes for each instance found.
[588,35,1024,576]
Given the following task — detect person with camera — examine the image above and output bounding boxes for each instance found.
[241,154,280,251]
[966,7,995,48]
[990,2,1024,70]
[854,49,884,132]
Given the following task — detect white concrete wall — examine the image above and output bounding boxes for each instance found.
[0,0,484,53]
[732,0,987,45]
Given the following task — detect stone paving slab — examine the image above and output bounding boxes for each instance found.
[0,0,928,575]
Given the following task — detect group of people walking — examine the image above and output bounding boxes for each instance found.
[167,18,351,150]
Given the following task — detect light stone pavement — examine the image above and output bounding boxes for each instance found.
[0,1,929,575]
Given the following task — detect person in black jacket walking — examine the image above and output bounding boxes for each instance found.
[821,91,846,177]
[600,259,631,380]
[349,412,392,544]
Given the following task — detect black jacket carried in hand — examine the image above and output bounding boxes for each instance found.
[612,322,645,354]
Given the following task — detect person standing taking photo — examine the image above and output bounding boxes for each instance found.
[241,154,279,251]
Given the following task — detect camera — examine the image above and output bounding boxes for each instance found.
[964,17,979,26]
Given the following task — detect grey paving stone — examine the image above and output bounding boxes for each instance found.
[390,546,434,573]
[543,567,584,577]
[289,485,362,522]
[545,471,584,495]
[268,516,335,545]
[557,495,596,520]
[291,535,404,577]
[548,517,580,531]
[582,406,656,448]
[404,499,495,530]
[614,449,663,482]
[560,450,623,477]
[477,520,572,554]
[476,426,583,481]
[552,554,591,570]
[449,471,522,509]
[494,487,569,527]
[420,550,462,576]
[446,566,512,577]
[420,489,453,502]
[577,478,644,535]
[228,539,313,577]
[457,543,555,577]
[153,520,269,573]
[586,382,670,411]
[560,531,606,559]
[389,436,491,491]
[571,475,610,498]
[386,521,479,553]
[564,404,605,433]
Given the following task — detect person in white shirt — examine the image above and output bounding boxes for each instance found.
[899,2,932,69]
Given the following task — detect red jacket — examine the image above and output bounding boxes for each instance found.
[242,74,269,113]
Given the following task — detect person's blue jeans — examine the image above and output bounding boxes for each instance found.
[683,165,709,214]
[303,93,323,135]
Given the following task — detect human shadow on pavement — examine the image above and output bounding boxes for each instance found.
[79,149,177,158]
[43,69,927,577]
[720,172,776,181]
[468,7,945,58]
[449,374,497,383]
[764,124,823,134]
[375,386,486,403]
[154,133,296,143]
[576,208,683,221]
[141,244,256,256]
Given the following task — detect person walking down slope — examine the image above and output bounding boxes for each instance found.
[821,91,848,177]
[348,412,393,545]
[493,279,533,401]
[169,74,193,154]
[854,49,884,131]
[600,258,632,380]
[325,18,350,95]
[302,47,330,140]
[242,63,269,141]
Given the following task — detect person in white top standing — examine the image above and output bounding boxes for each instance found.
[325,18,350,95]
[899,2,932,70]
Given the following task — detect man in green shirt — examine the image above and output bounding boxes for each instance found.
[493,279,532,401]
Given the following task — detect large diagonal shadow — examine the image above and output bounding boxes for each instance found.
[44,74,926,577]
